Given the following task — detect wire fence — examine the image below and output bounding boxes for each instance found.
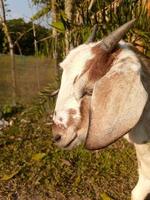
[0,54,57,105]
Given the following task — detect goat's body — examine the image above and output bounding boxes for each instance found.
[126,108,150,200]
[53,27,150,199]
[126,95,150,200]
[119,45,150,200]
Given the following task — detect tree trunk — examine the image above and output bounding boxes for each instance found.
[65,0,74,54]
[0,0,17,106]
[51,0,57,57]
[32,22,38,55]
[51,0,57,38]
[51,0,59,78]
[10,44,17,106]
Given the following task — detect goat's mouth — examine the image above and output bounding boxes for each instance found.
[64,134,78,149]
[54,133,78,149]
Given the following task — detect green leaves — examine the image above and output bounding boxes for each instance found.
[31,6,50,21]
[51,21,65,32]
[29,0,150,57]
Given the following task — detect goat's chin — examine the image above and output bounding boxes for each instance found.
[55,136,81,150]
[56,129,88,150]
[65,112,90,150]
[65,130,88,150]
[64,138,82,150]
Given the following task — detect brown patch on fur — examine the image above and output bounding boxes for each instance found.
[53,109,79,134]
[67,109,79,127]
[67,117,76,127]
[68,109,77,115]
[84,45,121,82]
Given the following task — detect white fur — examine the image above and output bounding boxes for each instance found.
[112,48,141,73]
[53,110,69,128]
[54,43,94,124]
[132,172,150,200]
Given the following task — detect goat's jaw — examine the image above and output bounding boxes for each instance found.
[63,131,86,150]
[52,124,88,150]
[56,131,78,150]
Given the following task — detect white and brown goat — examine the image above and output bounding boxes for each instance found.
[52,20,150,200]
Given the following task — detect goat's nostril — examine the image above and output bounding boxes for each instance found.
[53,134,61,142]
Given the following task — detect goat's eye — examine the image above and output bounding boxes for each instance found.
[74,82,93,101]
[73,76,78,85]
[79,89,93,99]
[84,89,93,96]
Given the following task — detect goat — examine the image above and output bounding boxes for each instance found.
[52,20,150,200]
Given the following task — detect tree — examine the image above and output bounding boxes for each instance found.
[0,0,17,106]
[0,18,49,55]
[31,0,150,56]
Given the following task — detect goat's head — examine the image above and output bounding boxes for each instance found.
[52,20,148,150]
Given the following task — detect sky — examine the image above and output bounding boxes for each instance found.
[6,0,37,21]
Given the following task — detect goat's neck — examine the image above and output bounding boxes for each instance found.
[125,51,150,145]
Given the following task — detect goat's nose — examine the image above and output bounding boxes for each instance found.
[53,134,62,142]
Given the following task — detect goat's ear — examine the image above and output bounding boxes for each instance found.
[85,66,148,150]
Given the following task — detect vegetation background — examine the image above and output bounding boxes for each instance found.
[0,0,150,199]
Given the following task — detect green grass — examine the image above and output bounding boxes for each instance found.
[0,109,138,200]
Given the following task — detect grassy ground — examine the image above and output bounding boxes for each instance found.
[0,109,138,200]
[0,54,138,200]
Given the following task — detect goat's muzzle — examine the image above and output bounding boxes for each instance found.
[52,121,78,149]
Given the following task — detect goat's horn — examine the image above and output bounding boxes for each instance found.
[100,19,136,52]
[86,24,98,43]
